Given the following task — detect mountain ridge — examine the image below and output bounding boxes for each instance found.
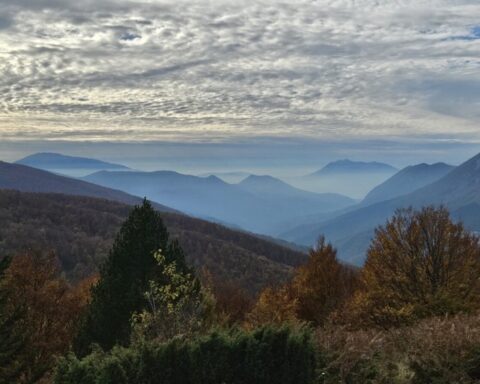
[84,170,355,236]
[282,153,480,264]
[16,152,129,171]
[0,161,175,212]
[362,162,455,205]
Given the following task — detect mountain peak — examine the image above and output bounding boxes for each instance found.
[238,174,291,188]
[309,159,397,177]
[204,174,226,184]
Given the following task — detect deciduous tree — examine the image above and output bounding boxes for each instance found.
[131,248,212,343]
[1,252,91,383]
[349,206,480,327]
[248,237,358,327]
[292,237,358,326]
[0,256,26,384]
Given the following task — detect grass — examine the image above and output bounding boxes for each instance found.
[316,312,480,383]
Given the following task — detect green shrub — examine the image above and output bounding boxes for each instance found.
[55,325,315,384]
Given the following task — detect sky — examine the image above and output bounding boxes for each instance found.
[0,0,480,174]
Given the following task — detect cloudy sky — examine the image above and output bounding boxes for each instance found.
[0,0,479,172]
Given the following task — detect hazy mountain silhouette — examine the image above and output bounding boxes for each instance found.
[308,159,398,177]
[83,170,354,236]
[0,161,173,212]
[293,159,398,198]
[282,153,480,264]
[16,152,129,176]
[362,162,455,205]
[199,171,251,183]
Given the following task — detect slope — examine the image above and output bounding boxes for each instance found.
[362,162,455,205]
[0,161,174,212]
[282,152,480,264]
[0,190,307,294]
[83,170,354,236]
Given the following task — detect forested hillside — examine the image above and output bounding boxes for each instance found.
[0,189,306,293]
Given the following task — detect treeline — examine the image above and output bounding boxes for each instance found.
[2,201,480,383]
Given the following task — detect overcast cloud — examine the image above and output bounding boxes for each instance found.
[0,0,479,165]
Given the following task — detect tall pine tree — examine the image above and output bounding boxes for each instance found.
[0,256,26,384]
[73,200,186,356]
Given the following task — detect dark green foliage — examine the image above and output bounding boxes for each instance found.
[56,326,316,384]
[74,200,172,356]
[0,256,26,384]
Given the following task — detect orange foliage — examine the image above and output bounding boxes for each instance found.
[246,285,299,327]
[346,206,480,328]
[247,237,358,327]
[292,237,358,326]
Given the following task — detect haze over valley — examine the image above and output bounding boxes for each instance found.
[5,150,480,266]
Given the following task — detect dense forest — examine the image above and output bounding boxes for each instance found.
[0,189,306,293]
[2,196,480,383]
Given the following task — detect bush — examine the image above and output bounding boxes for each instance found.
[55,326,316,384]
[316,312,480,384]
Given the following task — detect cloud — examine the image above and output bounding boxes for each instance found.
[0,0,479,149]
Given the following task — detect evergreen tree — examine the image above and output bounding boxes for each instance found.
[74,200,184,356]
[0,256,26,384]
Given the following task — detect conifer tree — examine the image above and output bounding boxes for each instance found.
[74,200,180,356]
[0,256,26,384]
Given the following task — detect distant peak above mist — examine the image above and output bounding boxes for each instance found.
[199,172,251,184]
[238,174,290,188]
[308,159,398,177]
[16,152,129,171]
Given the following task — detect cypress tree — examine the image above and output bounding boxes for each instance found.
[74,199,175,356]
[0,256,26,384]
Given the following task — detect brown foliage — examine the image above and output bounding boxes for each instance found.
[317,312,480,383]
[2,252,93,383]
[210,279,254,326]
[292,237,358,326]
[246,285,299,327]
[247,237,358,327]
[0,189,305,293]
[346,206,480,328]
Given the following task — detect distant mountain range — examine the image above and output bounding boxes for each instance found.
[362,162,455,205]
[9,151,479,268]
[83,171,355,236]
[308,159,398,177]
[290,159,398,198]
[16,152,129,176]
[282,154,480,264]
[0,161,172,212]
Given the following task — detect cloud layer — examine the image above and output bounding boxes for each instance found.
[0,0,479,145]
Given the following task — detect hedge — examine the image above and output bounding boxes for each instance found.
[54,326,316,384]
